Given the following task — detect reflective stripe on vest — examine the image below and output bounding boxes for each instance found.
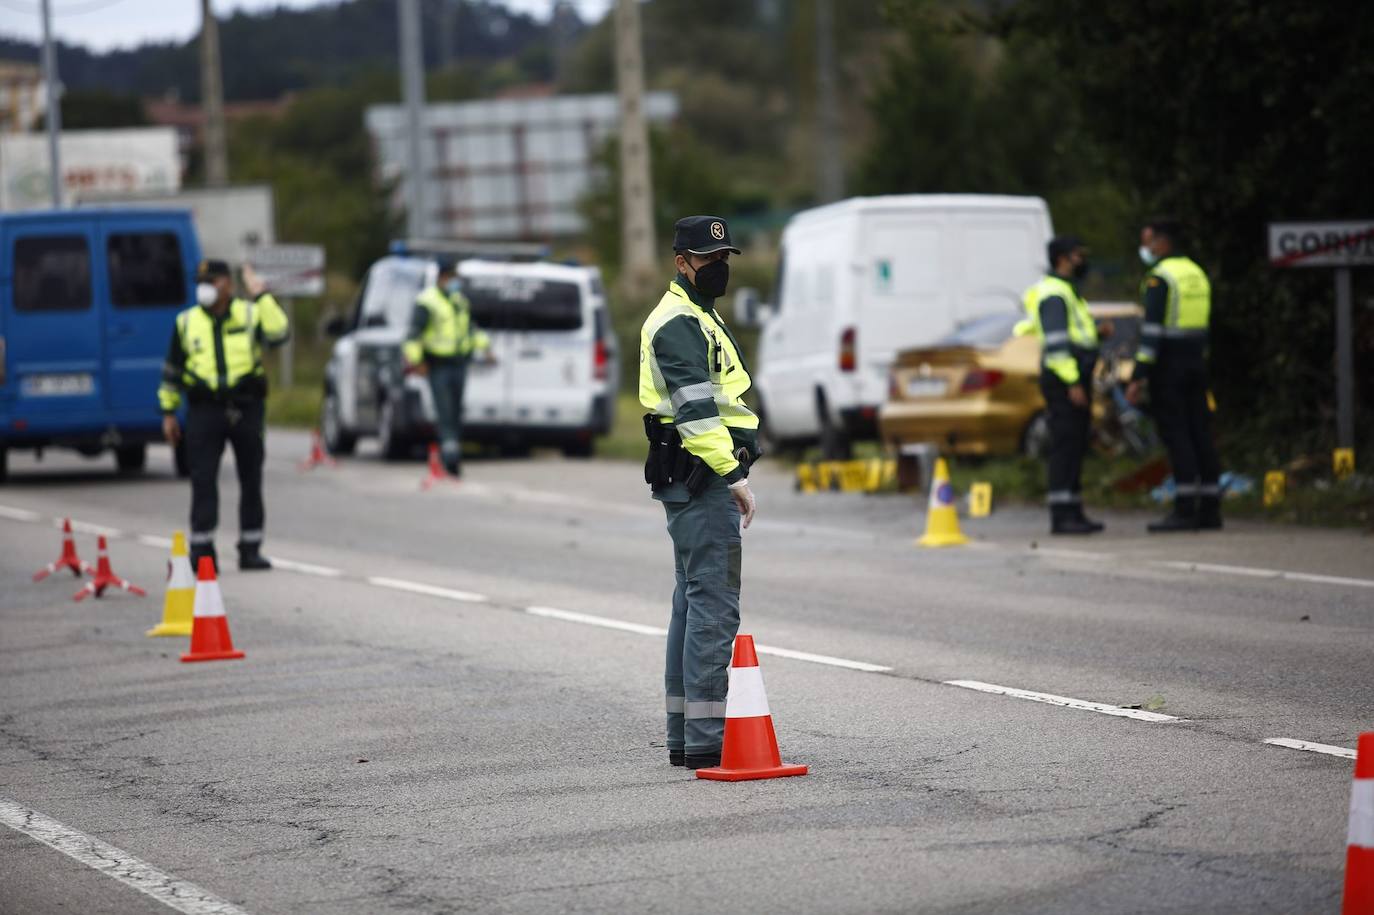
[176,299,268,391]
[417,286,473,358]
[1150,257,1211,333]
[1021,276,1098,350]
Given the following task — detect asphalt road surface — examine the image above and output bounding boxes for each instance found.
[2,430,1370,914]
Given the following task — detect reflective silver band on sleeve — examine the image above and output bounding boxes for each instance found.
[1141,322,1163,337]
[1173,483,1201,495]
[1198,483,1222,496]
[665,695,685,714]
[1162,327,1208,339]
[676,416,724,438]
[670,382,714,411]
[1042,330,1071,346]
[684,700,727,719]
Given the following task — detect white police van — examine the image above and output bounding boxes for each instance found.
[321,249,617,458]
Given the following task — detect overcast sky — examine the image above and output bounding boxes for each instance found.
[0,0,615,52]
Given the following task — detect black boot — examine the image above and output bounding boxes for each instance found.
[1148,498,1198,533]
[1051,504,1098,535]
[1074,507,1105,533]
[237,542,273,571]
[669,750,685,767]
[684,750,722,769]
[1197,495,1223,530]
[445,459,463,479]
[189,545,217,575]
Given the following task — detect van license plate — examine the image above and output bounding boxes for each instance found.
[905,378,948,398]
[23,373,94,397]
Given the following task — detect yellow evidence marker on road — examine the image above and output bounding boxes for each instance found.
[1263,471,1286,508]
[1333,448,1355,481]
[969,482,993,518]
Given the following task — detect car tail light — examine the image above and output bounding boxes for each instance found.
[839,326,856,373]
[888,372,900,399]
[960,368,1004,393]
[593,338,610,381]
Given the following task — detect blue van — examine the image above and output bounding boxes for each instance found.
[0,208,201,482]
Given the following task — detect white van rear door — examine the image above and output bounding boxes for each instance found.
[951,210,1047,323]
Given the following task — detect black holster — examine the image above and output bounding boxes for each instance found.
[644,414,704,493]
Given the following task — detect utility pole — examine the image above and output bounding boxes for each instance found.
[814,0,844,203]
[614,0,656,297]
[551,0,574,88]
[439,0,456,70]
[398,0,428,238]
[39,0,62,207]
[200,0,229,187]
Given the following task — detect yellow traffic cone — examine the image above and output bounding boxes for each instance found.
[146,531,195,637]
[917,457,969,547]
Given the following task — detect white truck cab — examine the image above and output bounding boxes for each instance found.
[744,194,1053,457]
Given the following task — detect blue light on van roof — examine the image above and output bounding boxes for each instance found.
[389,240,409,255]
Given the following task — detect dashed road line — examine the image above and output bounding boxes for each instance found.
[138,534,175,550]
[66,518,124,538]
[755,644,892,673]
[269,558,342,578]
[0,504,42,522]
[526,606,668,636]
[366,576,488,603]
[944,679,1181,722]
[1263,738,1357,760]
[1154,560,1374,590]
[0,797,252,915]
[1034,547,1115,562]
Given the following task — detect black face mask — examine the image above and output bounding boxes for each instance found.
[688,259,730,299]
[1072,260,1090,280]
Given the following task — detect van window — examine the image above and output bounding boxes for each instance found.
[13,235,91,312]
[359,262,427,328]
[107,232,186,308]
[465,277,583,331]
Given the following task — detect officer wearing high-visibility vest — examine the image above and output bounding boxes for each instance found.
[403,259,490,477]
[159,260,290,572]
[1127,218,1222,531]
[640,215,759,770]
[1023,235,1107,535]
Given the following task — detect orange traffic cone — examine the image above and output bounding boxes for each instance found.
[1345,733,1374,914]
[33,519,92,581]
[72,536,146,601]
[298,429,336,471]
[420,442,450,490]
[181,556,245,663]
[697,635,808,782]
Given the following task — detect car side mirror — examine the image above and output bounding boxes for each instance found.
[324,315,350,337]
[733,287,762,328]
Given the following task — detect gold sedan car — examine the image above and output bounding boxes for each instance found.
[878,304,1142,458]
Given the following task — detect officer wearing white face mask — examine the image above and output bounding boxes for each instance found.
[158,260,290,571]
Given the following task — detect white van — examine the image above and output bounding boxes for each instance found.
[744,194,1053,456]
[321,254,617,458]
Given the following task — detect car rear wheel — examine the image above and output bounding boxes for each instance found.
[1021,411,1051,459]
[0,446,8,484]
[115,444,147,474]
[378,398,410,460]
[561,437,594,459]
[321,388,357,456]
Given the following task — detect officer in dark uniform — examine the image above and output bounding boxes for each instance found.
[1128,218,1222,531]
[640,216,759,770]
[159,260,290,571]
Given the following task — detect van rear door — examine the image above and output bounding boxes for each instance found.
[1,217,105,416]
[100,215,196,415]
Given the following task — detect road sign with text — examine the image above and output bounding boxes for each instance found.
[246,244,326,297]
[1267,221,1374,269]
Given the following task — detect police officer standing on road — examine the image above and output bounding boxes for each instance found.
[1023,235,1108,535]
[641,216,759,770]
[404,259,490,478]
[1127,218,1222,532]
[159,260,290,572]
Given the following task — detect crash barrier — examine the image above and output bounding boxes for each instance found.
[1347,733,1374,914]
[696,634,808,782]
[795,459,897,494]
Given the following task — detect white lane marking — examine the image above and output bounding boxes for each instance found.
[1263,738,1357,760]
[0,504,41,522]
[367,576,488,603]
[270,558,343,578]
[66,518,124,538]
[0,797,251,915]
[138,534,175,550]
[526,606,668,637]
[1034,547,1115,562]
[755,644,892,673]
[524,606,893,671]
[1155,560,1374,590]
[944,679,1181,722]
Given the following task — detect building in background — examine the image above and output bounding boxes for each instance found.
[366,91,678,241]
[144,94,292,177]
[0,61,46,134]
[0,127,179,210]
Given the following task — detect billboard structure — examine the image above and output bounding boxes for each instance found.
[79,185,277,262]
[0,127,180,211]
[366,92,678,241]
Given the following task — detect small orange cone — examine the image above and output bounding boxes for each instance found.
[420,442,450,490]
[298,429,337,471]
[33,519,92,581]
[697,635,808,782]
[72,536,146,601]
[180,556,245,663]
[1344,733,1374,914]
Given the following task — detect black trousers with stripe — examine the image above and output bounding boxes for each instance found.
[186,399,266,550]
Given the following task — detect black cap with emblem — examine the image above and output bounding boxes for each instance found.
[673,215,741,256]
[196,259,232,281]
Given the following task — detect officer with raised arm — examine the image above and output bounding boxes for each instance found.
[640,216,759,771]
[159,260,290,572]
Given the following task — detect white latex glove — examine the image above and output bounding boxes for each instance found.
[729,478,756,530]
